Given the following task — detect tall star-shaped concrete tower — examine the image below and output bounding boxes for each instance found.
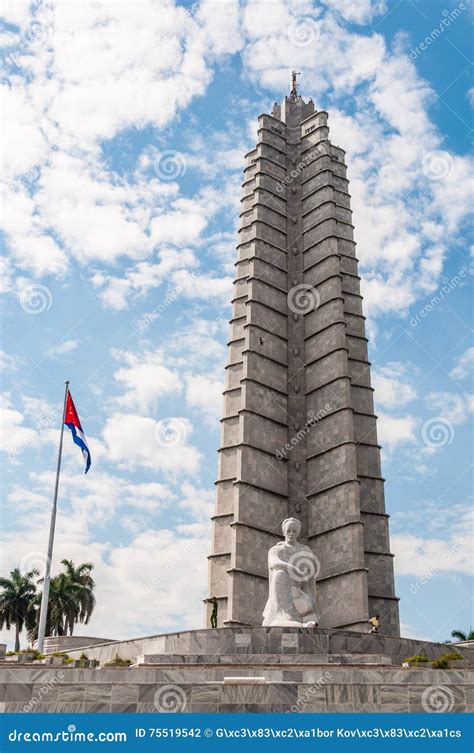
[206,77,400,636]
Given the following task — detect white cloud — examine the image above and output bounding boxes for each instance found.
[377,412,417,451]
[167,317,227,366]
[392,533,470,578]
[186,374,223,424]
[171,269,233,305]
[196,0,243,56]
[372,362,417,410]
[179,481,215,521]
[321,0,386,24]
[112,349,182,413]
[21,395,60,429]
[92,248,198,311]
[0,85,47,182]
[425,391,474,426]
[103,413,200,475]
[48,339,79,358]
[450,348,474,381]
[0,393,37,457]
[0,350,22,371]
[1,0,242,280]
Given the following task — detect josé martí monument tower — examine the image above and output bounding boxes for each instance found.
[206,72,400,637]
[10,78,472,715]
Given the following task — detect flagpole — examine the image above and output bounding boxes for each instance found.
[37,380,70,654]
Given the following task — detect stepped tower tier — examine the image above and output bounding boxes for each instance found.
[206,82,400,637]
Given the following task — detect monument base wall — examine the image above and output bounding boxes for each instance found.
[2,628,471,714]
[2,663,472,714]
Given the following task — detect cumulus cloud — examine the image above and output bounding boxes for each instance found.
[103,413,201,476]
[450,347,474,381]
[0,393,37,458]
[377,412,417,452]
[425,391,474,426]
[111,349,182,413]
[48,339,79,358]
[372,362,417,410]
[185,373,224,424]
[0,350,22,371]
[0,0,240,280]
[392,503,471,580]
[392,529,471,579]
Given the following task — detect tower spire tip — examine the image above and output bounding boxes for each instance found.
[290,70,300,99]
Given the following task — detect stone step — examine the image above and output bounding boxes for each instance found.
[61,627,474,668]
[135,652,393,667]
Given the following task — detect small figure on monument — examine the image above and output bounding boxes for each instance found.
[368,614,380,633]
[262,517,319,627]
[204,596,218,628]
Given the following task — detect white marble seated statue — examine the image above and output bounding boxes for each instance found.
[262,517,319,627]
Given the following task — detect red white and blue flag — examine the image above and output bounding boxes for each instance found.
[64,391,91,474]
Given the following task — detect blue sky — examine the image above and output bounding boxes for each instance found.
[0,0,472,649]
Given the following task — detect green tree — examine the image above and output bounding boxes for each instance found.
[30,559,96,641]
[0,568,39,652]
[59,560,96,634]
[451,628,474,642]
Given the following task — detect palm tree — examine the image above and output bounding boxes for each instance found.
[60,560,96,634]
[0,568,39,651]
[451,628,474,642]
[47,572,82,636]
[30,559,96,641]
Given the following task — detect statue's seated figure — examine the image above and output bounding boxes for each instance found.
[262,517,319,627]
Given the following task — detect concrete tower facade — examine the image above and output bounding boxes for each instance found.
[206,83,400,636]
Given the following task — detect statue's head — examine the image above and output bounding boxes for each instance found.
[282,517,301,544]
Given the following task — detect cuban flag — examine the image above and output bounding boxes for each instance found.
[64,391,91,474]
